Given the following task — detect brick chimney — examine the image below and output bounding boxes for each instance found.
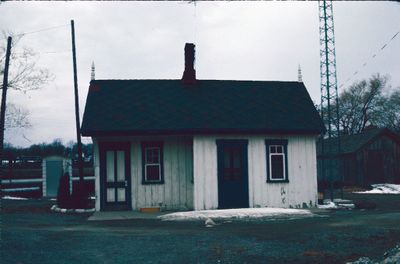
[181,43,197,85]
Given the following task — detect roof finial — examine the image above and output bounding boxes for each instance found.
[298,64,303,82]
[91,61,95,81]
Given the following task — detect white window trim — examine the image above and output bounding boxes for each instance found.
[268,145,286,181]
[144,147,162,182]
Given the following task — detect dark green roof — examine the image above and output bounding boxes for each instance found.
[81,79,325,136]
[317,128,400,156]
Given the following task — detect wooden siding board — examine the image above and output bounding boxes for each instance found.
[193,136,219,210]
[288,137,298,207]
[247,139,254,207]
[172,139,180,208]
[93,139,101,211]
[205,139,212,209]
[177,138,183,207]
[252,138,265,207]
[193,138,203,210]
[210,140,218,209]
[186,140,194,209]
[131,141,139,210]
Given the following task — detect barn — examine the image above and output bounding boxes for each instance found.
[317,127,400,188]
[81,43,325,211]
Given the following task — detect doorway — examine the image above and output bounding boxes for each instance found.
[216,139,249,209]
[99,142,131,210]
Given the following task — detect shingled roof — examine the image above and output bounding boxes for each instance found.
[81,79,325,136]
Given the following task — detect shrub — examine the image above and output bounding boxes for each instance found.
[57,173,72,209]
[70,182,90,209]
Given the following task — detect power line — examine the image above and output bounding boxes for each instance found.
[339,29,400,89]
[38,50,71,55]
[12,50,71,55]
[0,24,69,40]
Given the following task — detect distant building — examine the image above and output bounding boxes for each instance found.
[81,43,325,212]
[317,127,400,188]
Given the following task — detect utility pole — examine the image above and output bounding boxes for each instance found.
[0,37,12,172]
[70,20,85,201]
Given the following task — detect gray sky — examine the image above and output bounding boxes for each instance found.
[1,1,399,147]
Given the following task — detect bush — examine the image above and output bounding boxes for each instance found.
[57,173,72,209]
[70,181,90,209]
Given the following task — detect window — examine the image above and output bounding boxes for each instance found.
[141,142,164,184]
[265,139,288,182]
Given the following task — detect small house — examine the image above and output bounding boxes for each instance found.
[317,127,400,188]
[81,43,325,211]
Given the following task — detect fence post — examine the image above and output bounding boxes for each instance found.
[42,159,47,197]
[67,159,73,195]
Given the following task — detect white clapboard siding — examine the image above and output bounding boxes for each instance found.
[193,135,318,210]
[94,136,194,211]
[193,137,219,210]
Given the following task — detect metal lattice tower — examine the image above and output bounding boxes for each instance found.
[319,0,340,139]
[319,0,341,199]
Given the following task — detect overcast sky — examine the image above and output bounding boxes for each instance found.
[1,1,399,147]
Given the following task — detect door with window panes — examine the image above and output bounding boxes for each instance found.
[100,142,131,210]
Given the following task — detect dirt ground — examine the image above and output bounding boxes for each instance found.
[1,194,400,264]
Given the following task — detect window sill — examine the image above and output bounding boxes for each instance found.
[142,180,165,185]
[266,179,289,183]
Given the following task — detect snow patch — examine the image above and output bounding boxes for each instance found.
[318,199,355,210]
[347,244,400,263]
[346,257,373,264]
[1,196,29,200]
[354,184,400,194]
[159,208,314,221]
[317,201,337,209]
[205,217,217,227]
[51,205,95,214]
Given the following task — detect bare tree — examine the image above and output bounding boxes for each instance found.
[328,74,400,135]
[1,32,53,93]
[337,74,387,135]
[370,89,400,133]
[1,31,53,133]
[5,103,31,129]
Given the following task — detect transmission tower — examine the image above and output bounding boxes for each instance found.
[318,0,341,200]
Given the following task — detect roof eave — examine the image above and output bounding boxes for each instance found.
[81,128,324,137]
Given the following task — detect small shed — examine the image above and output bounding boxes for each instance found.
[317,127,400,187]
[42,156,71,197]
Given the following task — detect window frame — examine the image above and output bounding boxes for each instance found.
[141,141,164,184]
[265,139,289,183]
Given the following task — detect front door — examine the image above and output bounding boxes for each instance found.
[217,140,249,209]
[100,142,131,211]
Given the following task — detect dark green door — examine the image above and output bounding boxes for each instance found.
[100,142,131,211]
[217,140,249,209]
